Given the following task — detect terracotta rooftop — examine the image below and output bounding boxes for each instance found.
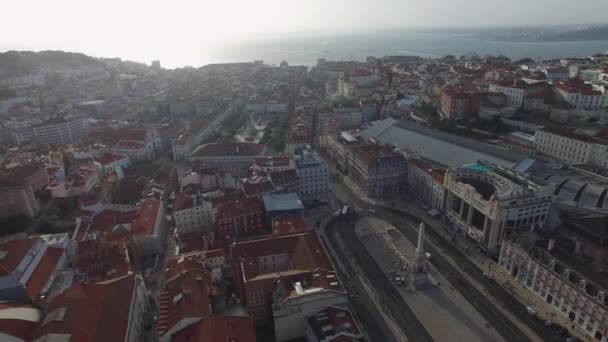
[306,306,362,342]
[95,152,127,165]
[272,268,344,305]
[171,315,257,342]
[253,156,291,168]
[242,176,274,196]
[32,274,137,342]
[190,143,265,158]
[409,159,446,184]
[157,267,213,337]
[73,199,161,242]
[213,196,262,221]
[272,214,309,236]
[231,231,332,282]
[24,246,63,300]
[158,250,226,337]
[350,145,404,164]
[442,86,467,98]
[556,79,603,96]
[0,302,40,342]
[72,240,131,283]
[0,237,40,276]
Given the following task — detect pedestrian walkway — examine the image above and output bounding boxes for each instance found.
[357,188,590,342]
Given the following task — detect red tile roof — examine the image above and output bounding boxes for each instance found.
[25,246,63,300]
[32,274,138,342]
[158,250,226,337]
[95,152,127,165]
[174,192,194,212]
[350,145,403,164]
[231,231,332,282]
[271,215,309,236]
[306,306,362,341]
[0,237,40,276]
[409,159,446,184]
[442,86,467,98]
[0,303,39,341]
[556,79,603,96]
[72,240,131,283]
[74,199,161,242]
[171,315,257,342]
[132,198,162,236]
[213,196,262,221]
[92,127,149,144]
[241,176,274,196]
[191,143,265,158]
[253,156,291,168]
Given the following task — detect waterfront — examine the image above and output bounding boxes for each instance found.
[4,30,607,68]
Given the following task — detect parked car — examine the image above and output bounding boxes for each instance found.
[483,272,494,280]
[526,306,537,315]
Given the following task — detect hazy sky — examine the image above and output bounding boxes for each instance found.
[1,0,607,66]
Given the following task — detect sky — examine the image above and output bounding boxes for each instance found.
[1,0,607,67]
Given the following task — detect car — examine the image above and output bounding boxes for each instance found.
[526,306,537,316]
[483,272,494,280]
[424,252,432,259]
[368,209,376,215]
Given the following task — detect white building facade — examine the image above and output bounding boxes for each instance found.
[499,237,608,342]
[406,159,446,211]
[173,195,215,234]
[444,163,554,254]
[273,280,348,342]
[534,128,594,165]
[295,156,329,204]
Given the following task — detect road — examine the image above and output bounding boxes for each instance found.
[356,216,505,342]
[330,185,538,342]
[327,214,435,342]
[386,206,572,342]
[319,229,400,342]
[331,179,573,342]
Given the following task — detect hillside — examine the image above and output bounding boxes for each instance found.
[0,50,101,76]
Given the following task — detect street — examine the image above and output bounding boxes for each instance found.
[355,216,505,342]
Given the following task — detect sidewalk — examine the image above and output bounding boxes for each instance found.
[318,213,407,342]
[361,190,590,342]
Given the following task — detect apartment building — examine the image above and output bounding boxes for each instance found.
[489,79,546,108]
[0,179,39,218]
[173,192,214,234]
[31,274,148,342]
[294,155,329,204]
[230,231,342,330]
[534,127,595,165]
[213,196,264,240]
[406,159,446,211]
[0,234,72,302]
[555,79,608,110]
[440,86,469,119]
[189,143,266,178]
[348,145,407,197]
[499,233,608,342]
[8,116,86,146]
